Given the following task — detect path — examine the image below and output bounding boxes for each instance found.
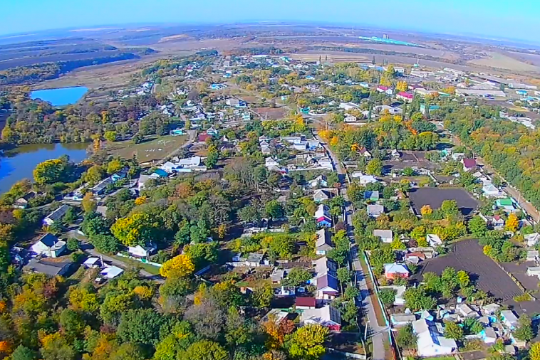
[316,131,387,360]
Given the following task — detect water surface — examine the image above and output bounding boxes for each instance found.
[30,86,88,106]
[0,143,89,193]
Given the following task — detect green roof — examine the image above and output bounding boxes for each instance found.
[497,199,513,206]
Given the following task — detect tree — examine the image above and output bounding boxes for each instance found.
[160,254,195,278]
[117,308,165,346]
[265,200,284,220]
[379,288,397,307]
[82,192,97,213]
[396,324,417,350]
[39,332,76,360]
[206,145,219,169]
[66,238,80,252]
[107,159,124,175]
[33,159,67,185]
[469,216,488,237]
[11,346,38,360]
[441,200,459,217]
[283,268,312,287]
[111,212,160,246]
[286,324,328,360]
[396,81,408,92]
[336,268,351,284]
[513,314,534,342]
[404,287,436,311]
[366,158,383,176]
[59,309,85,339]
[91,234,120,254]
[181,340,228,360]
[86,165,105,184]
[505,213,519,232]
[252,283,274,308]
[444,321,464,340]
[530,342,540,360]
[104,131,118,142]
[420,205,432,216]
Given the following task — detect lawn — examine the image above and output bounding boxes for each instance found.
[112,255,161,275]
[108,135,187,163]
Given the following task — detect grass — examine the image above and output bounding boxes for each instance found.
[107,135,187,163]
[112,255,161,275]
[359,254,387,327]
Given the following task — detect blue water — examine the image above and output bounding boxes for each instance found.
[30,86,88,106]
[359,36,420,47]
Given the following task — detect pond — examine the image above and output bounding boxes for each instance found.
[0,143,89,193]
[30,86,88,106]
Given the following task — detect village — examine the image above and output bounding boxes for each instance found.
[3,50,540,360]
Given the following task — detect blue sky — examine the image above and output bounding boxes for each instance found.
[0,0,537,42]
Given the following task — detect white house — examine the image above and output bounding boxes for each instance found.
[500,310,519,330]
[128,243,157,258]
[31,233,66,258]
[526,267,540,278]
[525,233,540,247]
[427,234,443,247]
[300,305,341,331]
[265,157,280,171]
[339,102,359,111]
[367,204,385,218]
[351,172,378,185]
[100,266,124,280]
[374,229,393,243]
[313,189,331,203]
[413,319,457,357]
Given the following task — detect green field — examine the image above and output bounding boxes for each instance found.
[112,255,161,275]
[108,135,187,163]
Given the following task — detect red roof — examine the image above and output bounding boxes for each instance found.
[317,216,331,223]
[378,85,389,90]
[463,158,477,169]
[398,91,414,99]
[296,297,316,307]
[198,133,212,142]
[405,252,426,260]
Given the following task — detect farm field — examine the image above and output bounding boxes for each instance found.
[417,240,522,302]
[107,135,187,164]
[469,52,540,72]
[408,187,479,216]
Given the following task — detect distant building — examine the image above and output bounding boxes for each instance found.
[43,205,70,226]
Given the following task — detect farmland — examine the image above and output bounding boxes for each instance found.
[409,187,479,216]
[107,134,188,164]
[468,51,540,73]
[416,240,522,302]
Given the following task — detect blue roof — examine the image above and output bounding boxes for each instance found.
[154,169,168,177]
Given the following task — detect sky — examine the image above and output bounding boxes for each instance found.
[1,0,538,42]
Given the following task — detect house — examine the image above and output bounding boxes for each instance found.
[315,274,340,300]
[198,133,212,143]
[15,192,36,209]
[152,169,169,178]
[462,158,477,172]
[313,189,331,203]
[482,183,503,198]
[25,258,73,277]
[128,243,157,258]
[457,303,478,318]
[391,313,417,326]
[525,233,540,247]
[426,234,442,247]
[313,256,338,277]
[178,156,202,168]
[384,263,410,280]
[83,257,101,268]
[344,115,357,123]
[161,161,180,174]
[296,297,317,310]
[364,191,380,201]
[43,205,70,226]
[367,205,385,218]
[355,174,378,185]
[246,253,266,267]
[316,229,334,255]
[271,269,286,284]
[374,229,393,243]
[377,85,393,95]
[111,169,128,182]
[480,327,497,344]
[309,175,328,189]
[413,319,457,358]
[30,233,66,258]
[500,310,519,330]
[262,309,290,324]
[526,267,540,277]
[138,174,153,191]
[100,266,124,280]
[526,250,539,262]
[265,157,280,171]
[226,98,247,108]
[91,178,113,195]
[380,285,406,306]
[301,305,341,331]
[339,102,359,111]
[496,198,516,212]
[397,91,414,103]
[315,204,332,228]
[405,252,426,265]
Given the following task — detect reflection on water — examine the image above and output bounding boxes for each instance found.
[0,143,89,193]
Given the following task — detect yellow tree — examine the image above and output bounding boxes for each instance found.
[82,192,97,213]
[505,213,519,232]
[396,81,408,92]
[160,255,195,278]
[530,343,540,360]
[420,205,433,216]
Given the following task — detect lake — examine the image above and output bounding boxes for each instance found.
[0,143,89,193]
[30,86,88,106]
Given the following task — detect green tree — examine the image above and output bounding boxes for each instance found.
[206,145,219,169]
[283,268,312,286]
[513,314,534,342]
[404,287,436,311]
[33,159,67,185]
[468,216,488,237]
[443,321,464,340]
[252,283,274,308]
[286,324,329,360]
[396,324,417,350]
[265,200,284,220]
[11,346,38,360]
[90,234,120,254]
[181,340,228,360]
[104,131,118,142]
[86,165,105,184]
[366,158,383,176]
[66,238,80,252]
[336,268,351,284]
[59,309,85,339]
[379,288,397,307]
[117,308,166,346]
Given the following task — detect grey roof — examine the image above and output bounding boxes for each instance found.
[373,229,393,238]
[25,258,72,276]
[38,233,59,247]
[367,205,384,216]
[46,205,70,222]
[315,229,333,250]
[247,253,264,263]
[317,273,339,291]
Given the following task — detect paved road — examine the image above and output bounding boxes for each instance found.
[316,132,387,360]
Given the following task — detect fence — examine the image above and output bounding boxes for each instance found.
[116,253,162,267]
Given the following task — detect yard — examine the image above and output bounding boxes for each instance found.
[409,187,479,216]
[112,255,161,276]
[107,135,188,163]
[415,239,522,302]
